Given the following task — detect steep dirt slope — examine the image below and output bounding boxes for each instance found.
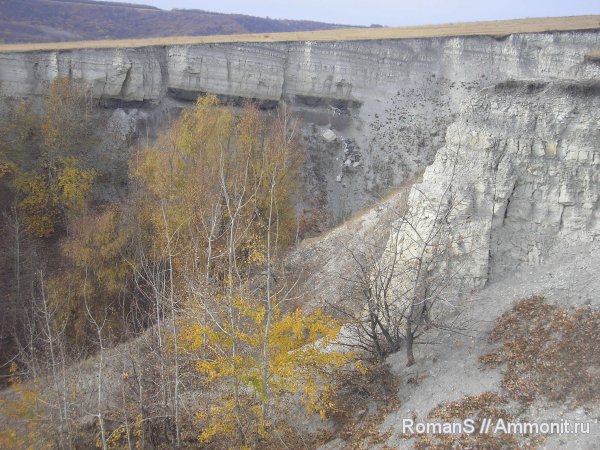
[371,240,600,449]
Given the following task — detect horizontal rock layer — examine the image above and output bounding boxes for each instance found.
[1,30,599,254]
[1,33,599,103]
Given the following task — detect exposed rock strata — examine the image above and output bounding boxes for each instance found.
[1,32,599,222]
[386,79,600,287]
[1,34,598,104]
[0,30,600,268]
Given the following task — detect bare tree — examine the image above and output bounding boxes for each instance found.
[10,268,75,449]
[332,150,474,366]
[83,266,108,450]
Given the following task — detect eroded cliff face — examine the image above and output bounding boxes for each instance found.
[385,79,600,289]
[1,31,599,275]
[1,32,599,225]
[2,34,598,103]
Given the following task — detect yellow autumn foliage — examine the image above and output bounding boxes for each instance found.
[180,296,350,444]
[13,167,59,237]
[41,77,92,155]
[0,79,97,238]
[131,94,342,446]
[14,158,95,237]
[132,95,301,275]
[58,161,96,212]
[52,207,132,346]
[0,364,52,450]
[0,92,344,448]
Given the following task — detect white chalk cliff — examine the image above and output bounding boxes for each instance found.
[384,78,600,293]
[1,30,599,280]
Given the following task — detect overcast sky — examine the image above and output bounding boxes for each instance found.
[113,0,600,26]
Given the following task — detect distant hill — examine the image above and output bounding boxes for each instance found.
[0,0,358,44]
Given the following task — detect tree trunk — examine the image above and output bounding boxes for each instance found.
[405,319,415,367]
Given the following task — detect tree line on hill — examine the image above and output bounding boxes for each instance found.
[0,0,356,44]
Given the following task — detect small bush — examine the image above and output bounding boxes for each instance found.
[324,360,399,447]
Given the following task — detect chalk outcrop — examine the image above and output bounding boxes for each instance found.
[386,79,600,287]
[1,30,600,275]
[1,34,598,104]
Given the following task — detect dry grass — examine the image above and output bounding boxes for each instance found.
[0,15,599,53]
[323,361,399,448]
[480,296,600,409]
[586,51,600,60]
[406,392,544,449]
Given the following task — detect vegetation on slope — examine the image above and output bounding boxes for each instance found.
[400,295,600,449]
[480,295,600,408]
[0,81,360,448]
[0,0,354,44]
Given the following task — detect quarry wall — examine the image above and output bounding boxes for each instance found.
[1,30,599,281]
[384,79,600,290]
[1,33,598,103]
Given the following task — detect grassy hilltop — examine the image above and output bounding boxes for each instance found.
[0,14,599,53]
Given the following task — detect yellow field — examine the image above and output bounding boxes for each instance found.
[0,15,599,53]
